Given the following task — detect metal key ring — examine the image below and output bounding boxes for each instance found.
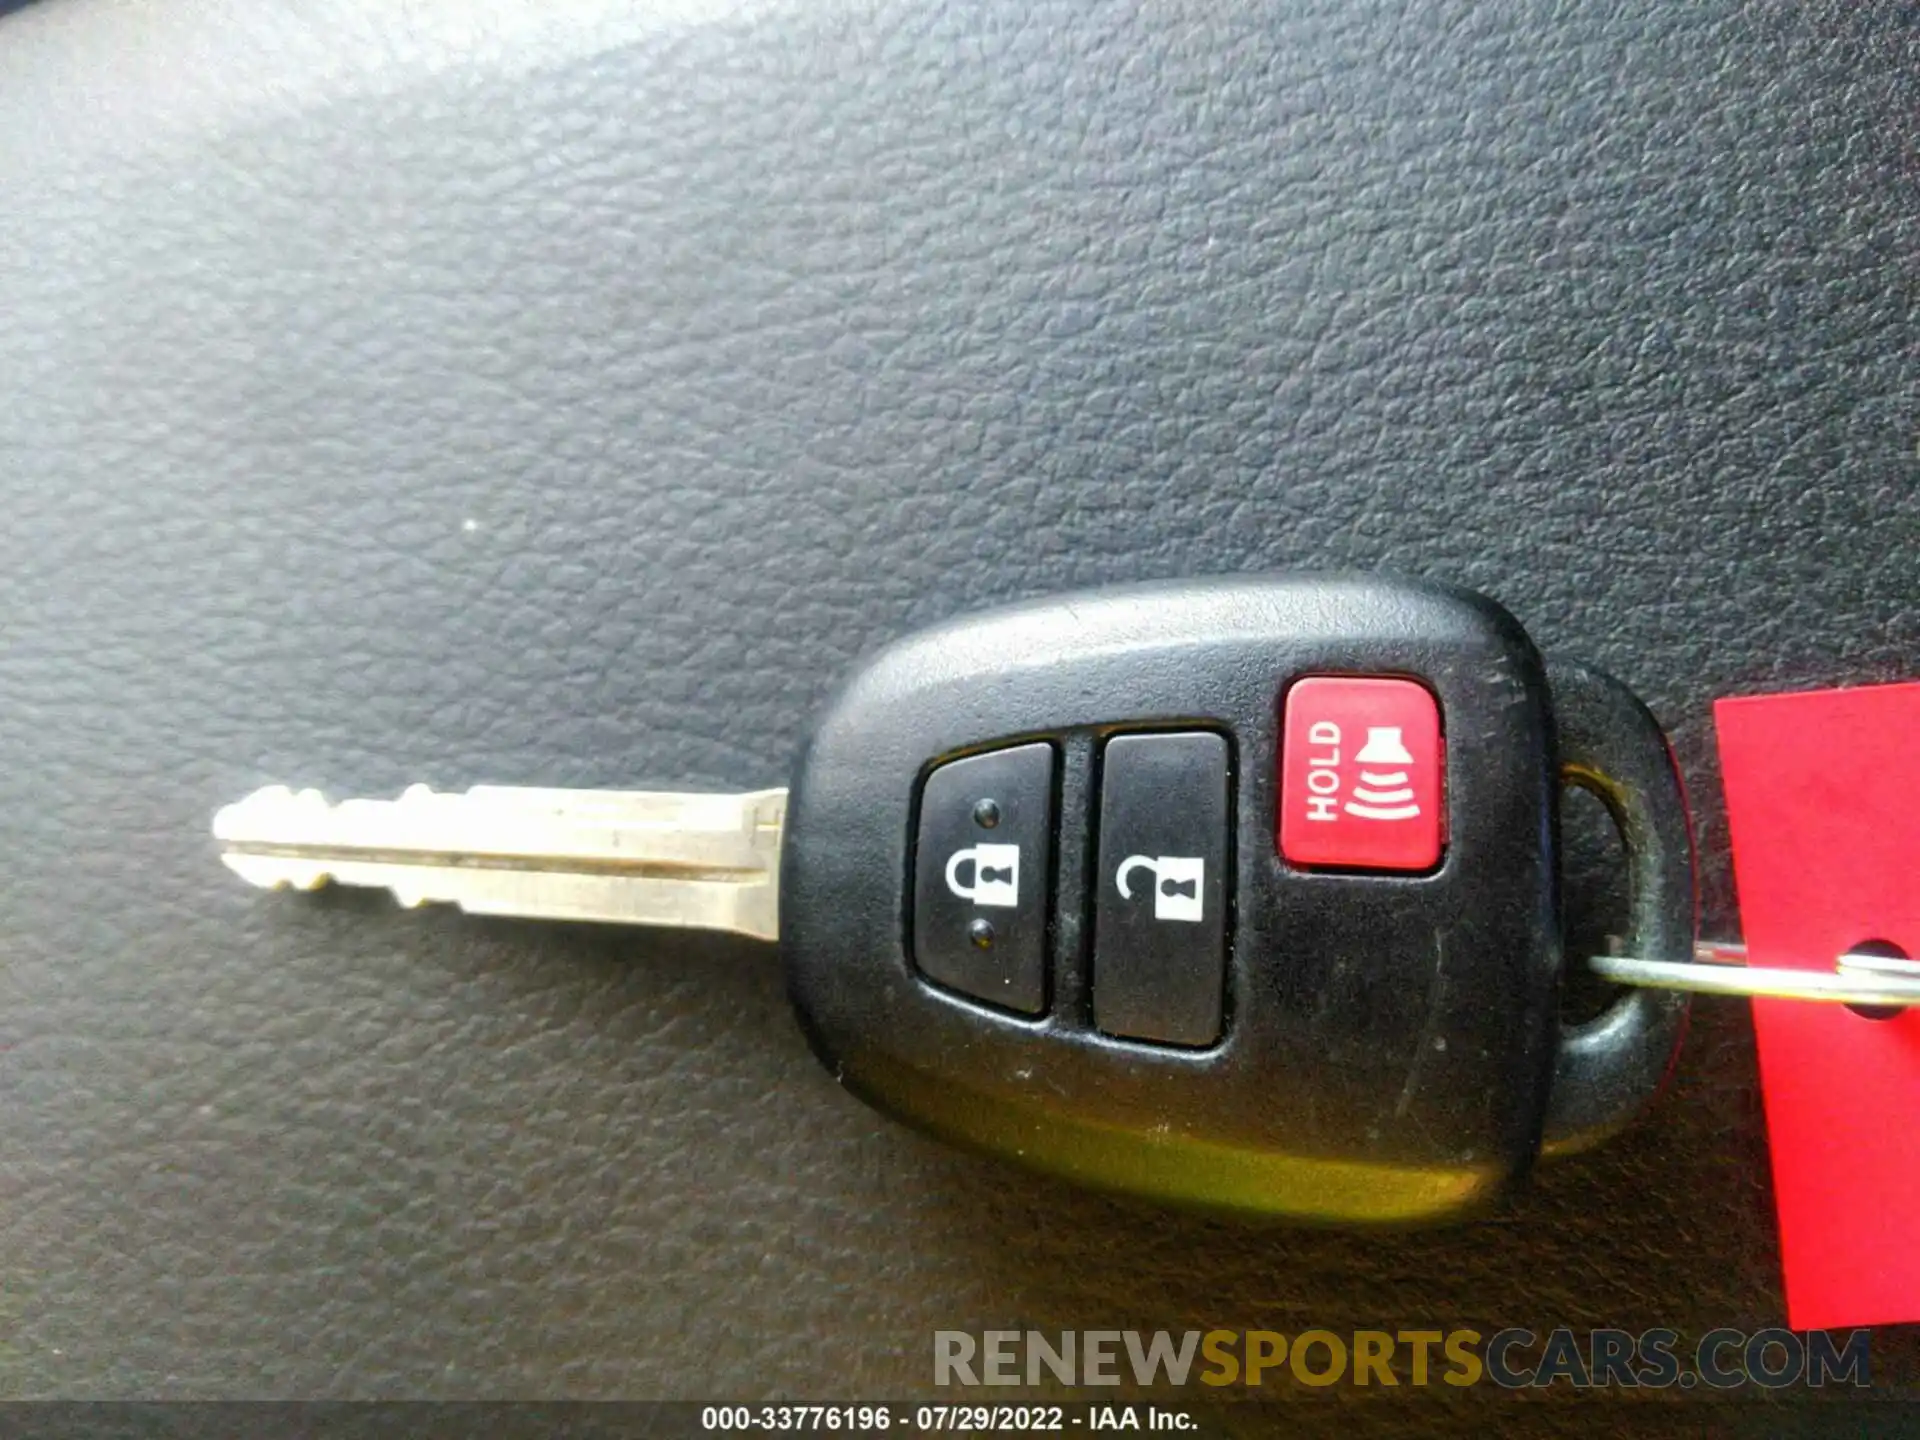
[1593,943,1920,1008]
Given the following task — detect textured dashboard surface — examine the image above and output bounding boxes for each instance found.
[1,0,1916,1415]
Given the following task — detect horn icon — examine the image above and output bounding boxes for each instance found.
[1347,727,1420,820]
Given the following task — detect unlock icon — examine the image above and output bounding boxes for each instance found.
[945,843,1021,907]
[1116,854,1206,923]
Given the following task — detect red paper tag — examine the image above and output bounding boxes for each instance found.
[1716,683,1920,1330]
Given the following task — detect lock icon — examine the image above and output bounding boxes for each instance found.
[944,843,1021,907]
[1115,854,1206,923]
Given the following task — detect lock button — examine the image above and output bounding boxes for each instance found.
[1093,731,1230,1047]
[912,743,1055,1014]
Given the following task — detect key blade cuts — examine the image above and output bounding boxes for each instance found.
[213,783,788,940]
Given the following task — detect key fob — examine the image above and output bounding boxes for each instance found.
[781,574,1692,1223]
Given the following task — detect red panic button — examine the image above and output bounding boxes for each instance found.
[1280,677,1444,872]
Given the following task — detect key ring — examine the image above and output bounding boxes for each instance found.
[1592,942,1920,1009]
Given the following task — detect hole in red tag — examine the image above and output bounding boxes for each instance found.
[1844,938,1912,1023]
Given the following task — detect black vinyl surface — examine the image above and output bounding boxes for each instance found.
[1,0,1917,1417]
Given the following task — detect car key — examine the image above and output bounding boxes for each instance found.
[214,573,1693,1224]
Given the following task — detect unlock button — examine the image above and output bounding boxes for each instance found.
[913,744,1054,1015]
[1095,733,1230,1047]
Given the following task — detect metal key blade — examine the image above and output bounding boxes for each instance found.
[213,783,788,941]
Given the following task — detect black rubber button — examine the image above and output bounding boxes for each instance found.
[913,744,1054,1014]
[1093,732,1229,1046]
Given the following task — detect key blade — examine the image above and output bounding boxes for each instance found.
[213,783,787,941]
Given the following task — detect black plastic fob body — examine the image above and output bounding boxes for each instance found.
[781,574,1692,1224]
